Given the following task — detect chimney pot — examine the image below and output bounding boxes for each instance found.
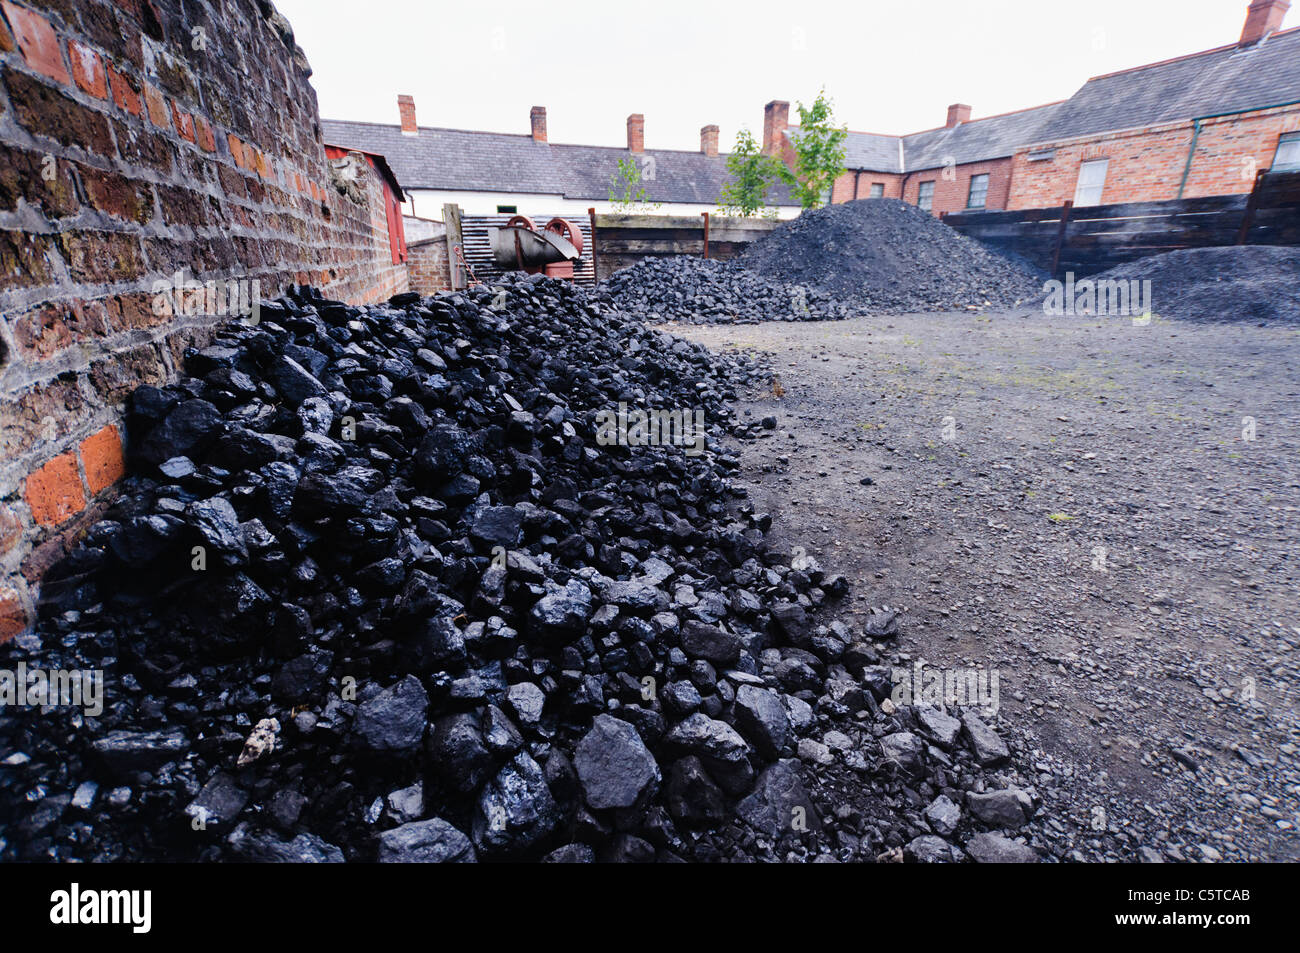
[1240,0,1290,45]
[701,124,719,157]
[627,113,645,154]
[398,94,417,135]
[530,106,548,142]
[762,100,790,157]
[946,103,972,128]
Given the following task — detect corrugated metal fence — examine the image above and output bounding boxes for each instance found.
[450,211,597,288]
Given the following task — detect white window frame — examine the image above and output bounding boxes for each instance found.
[1272,132,1300,172]
[870,183,885,198]
[1073,158,1109,207]
[917,180,935,212]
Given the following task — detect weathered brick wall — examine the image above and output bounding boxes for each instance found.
[0,0,407,639]
[829,159,1013,217]
[830,171,904,204]
[1007,105,1300,210]
[408,236,450,295]
[900,157,1014,217]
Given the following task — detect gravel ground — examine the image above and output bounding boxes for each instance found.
[677,309,1300,862]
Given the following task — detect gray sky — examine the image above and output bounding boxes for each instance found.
[275,0,1290,150]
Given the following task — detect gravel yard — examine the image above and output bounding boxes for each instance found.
[677,308,1300,862]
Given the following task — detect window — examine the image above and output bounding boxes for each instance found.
[967,173,990,209]
[496,205,518,214]
[1273,132,1300,171]
[917,181,935,212]
[1073,158,1109,207]
[870,183,885,198]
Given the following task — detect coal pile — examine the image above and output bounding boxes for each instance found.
[1089,245,1300,324]
[738,199,1043,312]
[1,275,1037,863]
[601,255,862,324]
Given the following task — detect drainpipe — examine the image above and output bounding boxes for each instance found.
[1177,119,1202,199]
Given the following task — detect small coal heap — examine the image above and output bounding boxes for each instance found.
[1,274,1033,863]
[1088,246,1300,324]
[602,255,861,325]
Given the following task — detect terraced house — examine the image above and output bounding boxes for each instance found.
[765,0,1300,216]
[323,100,803,220]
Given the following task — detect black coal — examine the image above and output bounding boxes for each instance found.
[0,274,1034,863]
[601,255,862,325]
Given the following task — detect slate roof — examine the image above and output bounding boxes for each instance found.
[325,26,1300,195]
[901,103,1064,170]
[817,26,1300,173]
[319,119,801,206]
[809,101,1062,175]
[1035,26,1300,142]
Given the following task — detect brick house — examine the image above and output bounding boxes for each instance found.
[762,0,1298,216]
[323,99,803,220]
[1006,3,1300,209]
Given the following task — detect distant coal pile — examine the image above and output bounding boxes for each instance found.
[738,199,1043,313]
[1088,246,1300,324]
[602,255,861,324]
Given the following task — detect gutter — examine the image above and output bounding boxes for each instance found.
[1177,119,1202,199]
[1176,99,1300,199]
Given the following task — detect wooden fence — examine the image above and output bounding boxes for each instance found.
[943,170,1300,277]
[589,213,780,281]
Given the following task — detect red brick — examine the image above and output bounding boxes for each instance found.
[0,590,27,644]
[227,132,246,169]
[0,504,22,556]
[79,424,125,494]
[106,63,142,116]
[5,68,116,157]
[57,229,145,283]
[171,101,194,142]
[67,39,106,97]
[24,452,86,527]
[194,114,215,151]
[144,82,170,129]
[0,8,15,54]
[11,298,109,360]
[0,230,55,287]
[77,162,153,222]
[2,1,70,84]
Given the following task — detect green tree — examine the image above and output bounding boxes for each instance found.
[717,128,784,217]
[608,157,659,212]
[780,89,848,209]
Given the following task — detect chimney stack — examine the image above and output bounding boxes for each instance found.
[626,113,645,153]
[762,100,789,156]
[1240,0,1290,45]
[946,103,972,128]
[398,94,417,135]
[700,124,719,157]
[530,106,547,142]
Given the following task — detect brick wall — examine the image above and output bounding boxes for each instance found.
[830,171,904,204]
[830,158,1014,217]
[408,235,450,295]
[0,0,407,639]
[1007,105,1300,210]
